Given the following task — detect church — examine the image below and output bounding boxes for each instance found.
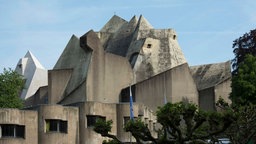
[0,15,231,144]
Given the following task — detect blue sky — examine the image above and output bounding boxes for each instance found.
[0,0,256,72]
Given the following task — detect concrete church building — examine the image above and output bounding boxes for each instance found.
[0,15,231,144]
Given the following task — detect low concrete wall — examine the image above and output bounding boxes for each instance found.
[78,102,117,144]
[0,109,38,144]
[37,105,79,144]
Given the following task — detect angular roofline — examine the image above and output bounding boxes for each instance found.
[25,50,45,69]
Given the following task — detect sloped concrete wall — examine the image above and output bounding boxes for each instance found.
[84,31,133,103]
[54,35,92,103]
[48,69,73,104]
[136,63,198,111]
[132,29,186,83]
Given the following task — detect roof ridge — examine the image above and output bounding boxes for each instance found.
[25,51,45,69]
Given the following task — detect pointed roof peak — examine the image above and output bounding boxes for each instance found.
[24,50,45,69]
[128,15,138,25]
[112,14,123,19]
[137,15,153,30]
[100,15,127,33]
[25,50,32,56]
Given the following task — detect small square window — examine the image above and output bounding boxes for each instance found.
[147,44,152,48]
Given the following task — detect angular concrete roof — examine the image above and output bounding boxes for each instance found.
[136,15,153,30]
[98,15,187,82]
[190,61,231,90]
[25,51,45,69]
[15,51,48,99]
[100,15,127,33]
[54,35,92,97]
[104,16,139,57]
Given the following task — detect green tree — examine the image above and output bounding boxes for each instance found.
[94,102,235,144]
[217,99,256,143]
[155,102,234,144]
[0,68,24,108]
[228,30,256,143]
[94,119,122,144]
[232,29,256,75]
[230,54,256,105]
[125,119,156,144]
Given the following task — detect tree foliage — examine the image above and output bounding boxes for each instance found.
[232,29,256,75]
[230,54,256,105]
[94,102,236,144]
[124,119,157,144]
[229,29,256,143]
[0,68,24,108]
[155,102,235,144]
[94,119,122,144]
[217,99,256,143]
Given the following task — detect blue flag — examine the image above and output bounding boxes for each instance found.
[129,85,134,120]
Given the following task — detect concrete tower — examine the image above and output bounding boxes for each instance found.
[98,15,187,82]
[15,51,48,99]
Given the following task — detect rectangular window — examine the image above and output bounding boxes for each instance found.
[16,125,25,138]
[86,115,106,127]
[59,121,67,133]
[45,119,67,133]
[120,85,136,103]
[0,124,25,138]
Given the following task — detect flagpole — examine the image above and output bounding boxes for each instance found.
[129,84,134,120]
[129,84,134,144]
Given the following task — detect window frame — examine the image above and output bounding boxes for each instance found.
[0,124,25,139]
[45,119,68,134]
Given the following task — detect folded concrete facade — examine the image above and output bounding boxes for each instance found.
[3,15,232,144]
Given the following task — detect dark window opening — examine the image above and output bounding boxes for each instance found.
[45,119,67,133]
[16,125,25,138]
[87,115,106,127]
[173,35,176,40]
[147,44,152,48]
[1,124,25,138]
[120,85,135,103]
[59,121,67,133]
